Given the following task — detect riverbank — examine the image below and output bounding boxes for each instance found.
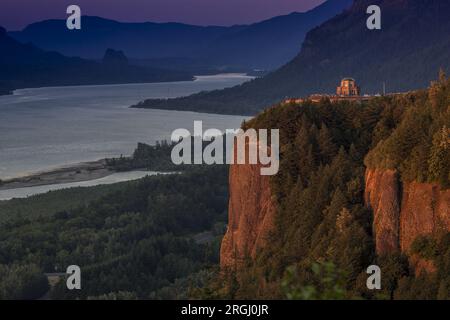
[130,73,255,116]
[0,160,114,191]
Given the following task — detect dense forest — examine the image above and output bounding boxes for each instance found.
[106,141,184,172]
[365,73,450,187]
[106,138,229,172]
[199,73,449,300]
[0,75,448,300]
[0,184,129,224]
[0,165,228,299]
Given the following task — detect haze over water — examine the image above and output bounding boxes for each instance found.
[0,74,251,179]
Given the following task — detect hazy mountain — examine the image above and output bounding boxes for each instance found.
[102,48,129,66]
[202,0,354,69]
[134,0,450,115]
[9,0,353,70]
[9,16,244,60]
[0,26,192,93]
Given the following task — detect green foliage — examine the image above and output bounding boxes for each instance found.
[88,291,138,300]
[365,74,450,187]
[0,264,49,300]
[106,141,182,172]
[235,98,379,297]
[411,236,439,260]
[376,254,409,299]
[428,126,450,187]
[0,165,229,299]
[1,76,448,300]
[376,233,450,300]
[281,262,350,300]
[0,183,126,223]
[224,75,449,300]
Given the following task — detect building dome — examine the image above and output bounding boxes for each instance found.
[337,78,360,96]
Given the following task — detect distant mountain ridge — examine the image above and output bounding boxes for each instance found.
[199,0,354,69]
[9,0,353,70]
[0,26,192,94]
[134,0,450,115]
[10,17,241,60]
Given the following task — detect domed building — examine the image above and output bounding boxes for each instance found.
[336,78,361,96]
[282,77,370,106]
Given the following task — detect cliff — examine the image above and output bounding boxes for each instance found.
[365,168,450,273]
[221,165,449,273]
[400,181,450,251]
[220,160,276,270]
[221,159,448,273]
[364,169,401,255]
[217,75,449,298]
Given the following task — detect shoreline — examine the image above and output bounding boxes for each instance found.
[1,73,251,98]
[0,159,115,191]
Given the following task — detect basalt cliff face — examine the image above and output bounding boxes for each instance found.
[218,75,449,298]
[220,162,276,270]
[365,168,450,272]
[364,169,401,255]
[221,166,450,273]
[399,181,450,252]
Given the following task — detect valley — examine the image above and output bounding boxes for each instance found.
[0,0,448,302]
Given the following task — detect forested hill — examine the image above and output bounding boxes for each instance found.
[0,76,448,300]
[209,73,450,300]
[0,26,192,94]
[133,0,450,115]
[0,166,229,299]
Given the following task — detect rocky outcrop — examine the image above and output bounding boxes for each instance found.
[220,160,276,270]
[365,168,450,272]
[400,181,450,252]
[364,169,401,255]
[220,163,449,273]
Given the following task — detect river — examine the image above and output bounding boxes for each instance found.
[0,74,251,199]
[0,74,251,179]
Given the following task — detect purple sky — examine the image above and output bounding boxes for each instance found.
[1,0,325,31]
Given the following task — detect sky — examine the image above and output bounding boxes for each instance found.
[0,0,325,31]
